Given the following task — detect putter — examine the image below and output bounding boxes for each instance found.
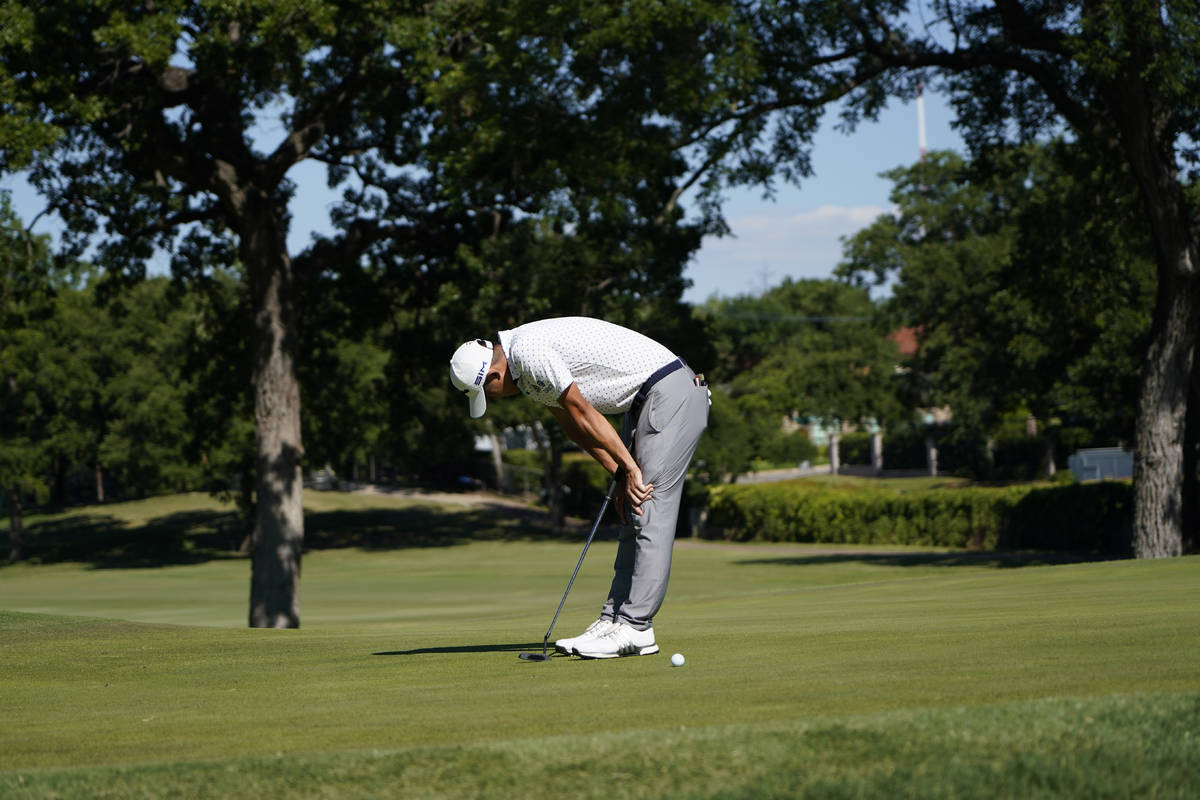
[519,476,619,662]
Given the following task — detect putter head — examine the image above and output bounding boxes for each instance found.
[519,637,553,661]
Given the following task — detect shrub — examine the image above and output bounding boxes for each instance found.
[561,453,612,516]
[703,480,1131,554]
[765,429,818,466]
[882,424,930,470]
[838,432,874,465]
[990,435,1051,481]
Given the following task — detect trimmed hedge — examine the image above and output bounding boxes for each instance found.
[704,480,1132,554]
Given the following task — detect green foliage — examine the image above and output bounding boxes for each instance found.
[302,336,389,474]
[692,278,901,482]
[839,143,1155,443]
[698,1,1195,554]
[175,269,256,519]
[498,449,611,517]
[838,432,873,465]
[6,276,205,504]
[765,427,818,466]
[0,192,57,506]
[3,1,1190,567]
[1,0,735,507]
[705,479,1132,554]
[93,279,204,496]
[880,422,930,471]
[691,386,775,483]
[560,452,613,517]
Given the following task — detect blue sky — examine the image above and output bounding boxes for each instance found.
[3,90,962,305]
[680,89,964,304]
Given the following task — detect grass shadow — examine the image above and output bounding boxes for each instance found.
[3,501,613,570]
[372,642,554,656]
[7,510,246,569]
[734,550,1117,569]
[302,504,606,551]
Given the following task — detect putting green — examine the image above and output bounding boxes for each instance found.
[2,501,1199,800]
[2,540,1197,769]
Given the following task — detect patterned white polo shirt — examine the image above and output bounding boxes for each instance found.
[497,317,678,414]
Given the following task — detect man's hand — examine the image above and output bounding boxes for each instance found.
[619,464,653,517]
[550,382,651,513]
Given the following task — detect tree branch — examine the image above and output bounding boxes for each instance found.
[261,53,384,187]
[129,205,221,240]
[659,145,727,224]
[993,0,1071,56]
[839,0,1094,143]
[291,218,412,278]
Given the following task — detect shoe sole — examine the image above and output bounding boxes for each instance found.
[575,644,659,659]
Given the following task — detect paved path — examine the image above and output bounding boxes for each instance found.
[733,464,832,483]
[353,483,534,509]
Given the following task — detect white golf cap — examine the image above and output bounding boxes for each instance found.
[449,339,493,418]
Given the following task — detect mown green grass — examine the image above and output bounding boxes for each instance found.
[4,693,1196,799]
[1,493,1198,798]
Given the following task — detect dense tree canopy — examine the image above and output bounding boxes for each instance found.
[1,193,57,561]
[838,143,1156,445]
[693,278,901,480]
[3,0,1196,608]
[715,0,1198,557]
[1,210,209,561]
[0,0,754,621]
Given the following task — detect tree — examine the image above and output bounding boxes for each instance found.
[0,192,56,561]
[95,278,204,498]
[682,0,1197,557]
[3,254,207,563]
[1,1,409,625]
[915,2,1196,556]
[1,1,749,621]
[695,278,902,479]
[838,143,1156,456]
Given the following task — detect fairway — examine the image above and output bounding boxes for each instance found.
[2,503,1198,798]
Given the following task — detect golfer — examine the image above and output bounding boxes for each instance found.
[450,317,709,658]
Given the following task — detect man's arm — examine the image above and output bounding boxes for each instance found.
[549,383,652,512]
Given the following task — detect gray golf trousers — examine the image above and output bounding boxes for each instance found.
[601,366,709,631]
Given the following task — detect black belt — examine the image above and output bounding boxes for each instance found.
[629,359,687,421]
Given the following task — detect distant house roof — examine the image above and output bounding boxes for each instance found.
[888,326,920,357]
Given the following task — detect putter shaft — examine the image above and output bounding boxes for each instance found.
[540,477,618,650]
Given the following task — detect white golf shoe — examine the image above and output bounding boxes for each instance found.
[554,618,616,655]
[574,622,659,659]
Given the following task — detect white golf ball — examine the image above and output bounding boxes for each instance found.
[670,653,685,667]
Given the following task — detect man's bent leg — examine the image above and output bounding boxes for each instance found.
[607,370,708,630]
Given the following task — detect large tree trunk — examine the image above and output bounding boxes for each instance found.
[1132,266,1199,558]
[1103,37,1200,559]
[1120,133,1198,557]
[243,197,305,628]
[1183,376,1198,554]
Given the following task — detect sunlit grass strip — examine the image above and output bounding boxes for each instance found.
[2,693,1195,799]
